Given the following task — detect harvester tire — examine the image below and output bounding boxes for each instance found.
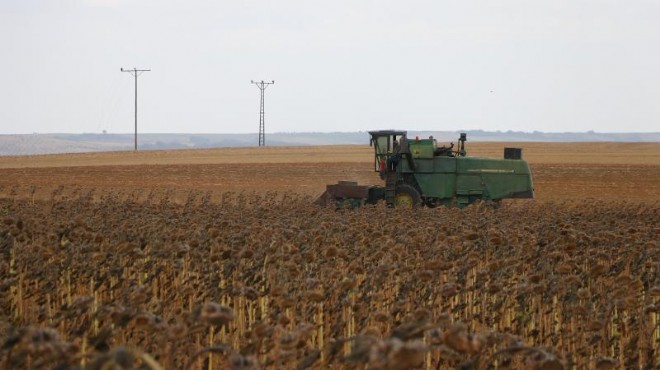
[394,184,421,208]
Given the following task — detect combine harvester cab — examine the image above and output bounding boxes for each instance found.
[316,130,534,208]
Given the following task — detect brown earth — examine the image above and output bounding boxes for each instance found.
[0,142,658,202]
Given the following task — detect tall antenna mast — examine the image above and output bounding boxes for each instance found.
[121,67,151,151]
[251,80,275,146]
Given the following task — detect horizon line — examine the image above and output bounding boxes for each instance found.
[2,130,659,136]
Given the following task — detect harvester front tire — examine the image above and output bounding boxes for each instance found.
[394,184,421,208]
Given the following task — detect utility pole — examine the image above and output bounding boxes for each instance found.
[121,67,151,151]
[251,80,275,147]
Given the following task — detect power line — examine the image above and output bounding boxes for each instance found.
[121,67,151,151]
[250,80,275,147]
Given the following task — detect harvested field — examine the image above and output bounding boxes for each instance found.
[0,142,659,369]
[1,142,659,202]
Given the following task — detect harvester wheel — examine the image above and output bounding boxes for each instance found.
[394,184,421,208]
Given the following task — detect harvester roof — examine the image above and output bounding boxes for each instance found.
[368,130,407,137]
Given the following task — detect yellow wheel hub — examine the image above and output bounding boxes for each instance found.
[394,193,414,208]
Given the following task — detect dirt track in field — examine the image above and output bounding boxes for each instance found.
[0,142,658,202]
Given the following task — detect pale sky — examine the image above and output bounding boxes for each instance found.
[1,0,659,134]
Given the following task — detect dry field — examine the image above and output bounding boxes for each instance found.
[0,142,659,202]
[0,142,659,369]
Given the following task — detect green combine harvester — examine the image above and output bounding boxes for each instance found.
[316,130,534,208]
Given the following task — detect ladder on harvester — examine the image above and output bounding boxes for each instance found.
[385,171,398,207]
